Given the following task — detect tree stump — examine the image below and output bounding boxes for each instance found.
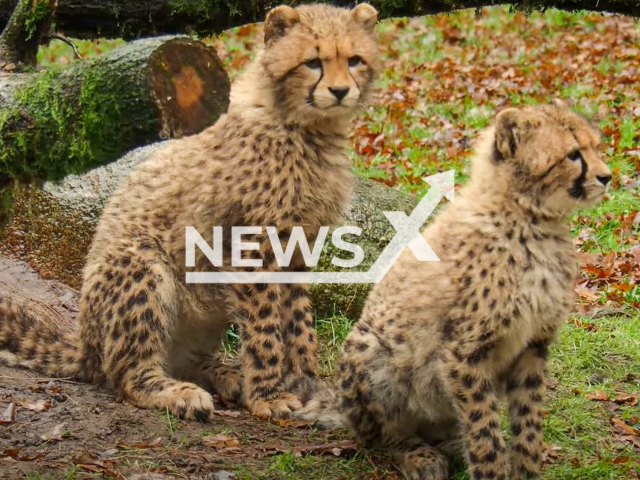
[0,36,230,186]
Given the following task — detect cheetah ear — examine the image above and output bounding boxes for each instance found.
[350,3,378,33]
[264,5,300,45]
[552,98,568,109]
[494,108,523,161]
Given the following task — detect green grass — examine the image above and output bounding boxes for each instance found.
[235,450,394,480]
[542,316,640,479]
[26,468,78,480]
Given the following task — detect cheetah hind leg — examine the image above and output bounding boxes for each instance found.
[394,440,449,480]
[197,355,243,404]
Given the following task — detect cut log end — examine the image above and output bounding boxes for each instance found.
[148,38,230,139]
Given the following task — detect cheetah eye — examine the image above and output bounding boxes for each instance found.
[348,55,362,67]
[305,58,322,69]
[567,150,583,162]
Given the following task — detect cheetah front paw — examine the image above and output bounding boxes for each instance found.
[161,382,216,422]
[395,447,448,480]
[210,365,243,404]
[248,393,302,419]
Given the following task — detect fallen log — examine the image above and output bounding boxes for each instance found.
[0,35,229,185]
[0,142,420,320]
[1,0,638,40]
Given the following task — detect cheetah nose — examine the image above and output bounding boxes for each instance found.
[329,87,349,102]
[596,174,612,186]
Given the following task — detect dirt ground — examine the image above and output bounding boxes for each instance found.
[0,257,387,480]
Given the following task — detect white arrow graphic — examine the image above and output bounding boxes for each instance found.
[186,170,454,284]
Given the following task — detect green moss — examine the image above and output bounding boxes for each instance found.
[24,0,53,40]
[0,66,121,183]
[169,0,237,21]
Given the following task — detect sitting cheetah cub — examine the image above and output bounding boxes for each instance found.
[298,102,611,479]
[0,4,379,420]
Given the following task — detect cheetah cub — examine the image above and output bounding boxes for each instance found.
[298,102,611,479]
[0,4,379,420]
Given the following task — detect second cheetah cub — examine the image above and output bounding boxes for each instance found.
[298,102,611,479]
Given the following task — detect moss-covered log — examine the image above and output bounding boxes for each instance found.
[0,142,420,320]
[0,36,228,183]
[1,0,637,40]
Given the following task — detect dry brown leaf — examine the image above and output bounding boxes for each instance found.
[72,450,119,478]
[273,418,311,428]
[614,392,638,406]
[202,434,241,449]
[2,448,22,459]
[612,417,640,437]
[541,443,562,465]
[40,423,69,442]
[116,437,162,450]
[585,390,610,402]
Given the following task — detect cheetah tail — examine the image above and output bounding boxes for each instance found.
[0,289,86,379]
[294,378,348,429]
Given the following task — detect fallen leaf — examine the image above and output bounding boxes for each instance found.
[273,418,311,428]
[2,448,22,459]
[72,450,118,478]
[0,403,16,424]
[585,390,610,402]
[213,409,242,418]
[40,423,69,442]
[116,437,162,450]
[202,434,241,449]
[24,399,53,412]
[614,392,638,406]
[612,417,640,436]
[611,417,640,451]
[2,447,46,462]
[541,443,562,465]
[209,471,235,480]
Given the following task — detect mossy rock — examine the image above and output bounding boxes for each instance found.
[0,142,418,319]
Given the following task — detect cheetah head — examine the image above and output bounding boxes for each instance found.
[260,3,379,123]
[491,101,612,216]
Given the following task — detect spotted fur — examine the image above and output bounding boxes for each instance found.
[0,3,380,420]
[297,103,612,479]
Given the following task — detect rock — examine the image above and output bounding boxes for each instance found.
[1,141,419,320]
